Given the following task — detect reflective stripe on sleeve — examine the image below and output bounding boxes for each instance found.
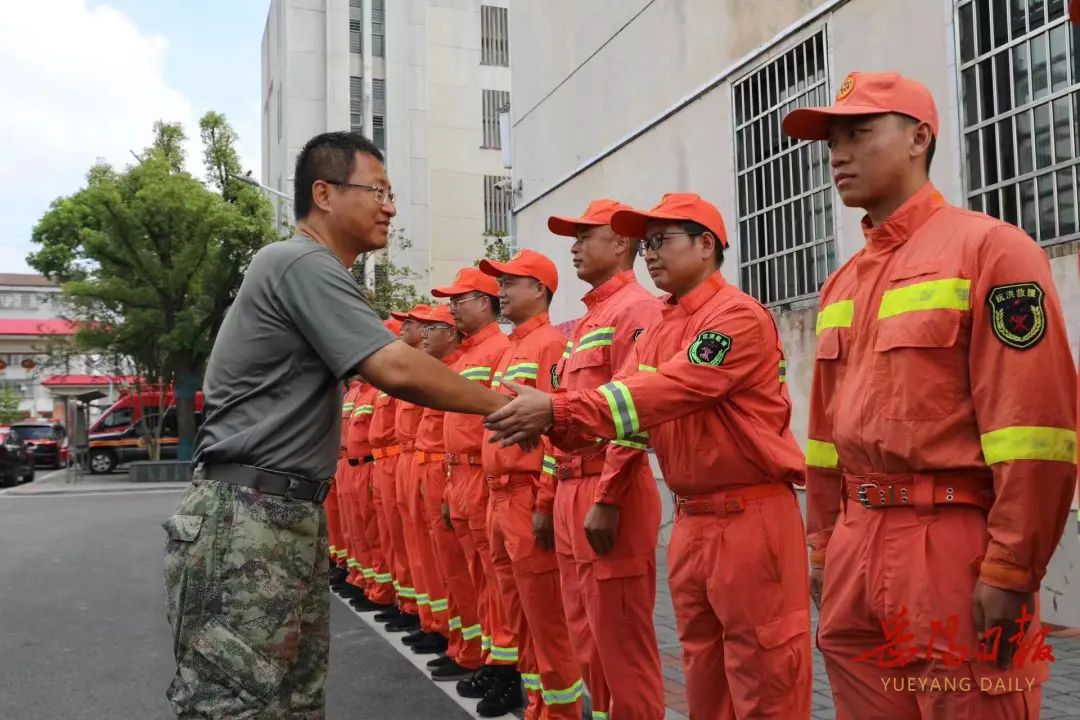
[542,455,558,476]
[980,426,1077,465]
[597,381,640,439]
[575,327,615,352]
[816,300,854,335]
[806,439,839,469]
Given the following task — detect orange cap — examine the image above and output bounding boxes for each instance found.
[431,266,500,297]
[390,303,431,322]
[782,71,939,141]
[408,303,455,325]
[383,318,402,336]
[479,249,559,294]
[547,198,635,237]
[610,193,729,249]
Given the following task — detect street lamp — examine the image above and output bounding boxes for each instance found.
[232,171,294,202]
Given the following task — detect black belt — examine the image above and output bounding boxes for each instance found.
[347,455,375,467]
[201,463,331,504]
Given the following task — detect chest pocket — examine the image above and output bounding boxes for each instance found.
[872,268,969,421]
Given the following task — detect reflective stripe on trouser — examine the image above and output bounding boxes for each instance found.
[557,472,666,719]
[325,463,344,565]
[340,464,369,589]
[397,456,435,630]
[356,463,394,604]
[410,461,450,636]
[668,488,811,719]
[489,482,583,719]
[391,455,419,615]
[372,453,406,606]
[818,499,1045,720]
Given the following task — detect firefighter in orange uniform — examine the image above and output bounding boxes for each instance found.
[486,195,813,719]
[782,72,1077,718]
[379,304,433,633]
[546,199,666,719]
[346,378,395,610]
[338,378,373,600]
[430,267,512,684]
[367,317,412,613]
[328,378,362,590]
[478,250,583,720]
[401,304,462,656]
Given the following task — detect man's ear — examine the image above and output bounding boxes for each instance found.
[311,179,334,213]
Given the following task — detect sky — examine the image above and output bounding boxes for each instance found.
[0,0,270,274]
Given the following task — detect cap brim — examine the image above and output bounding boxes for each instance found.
[609,209,691,239]
[389,311,411,321]
[431,283,473,298]
[782,105,892,140]
[547,215,606,237]
[478,258,513,278]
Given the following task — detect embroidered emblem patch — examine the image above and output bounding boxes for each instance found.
[836,74,856,101]
[987,282,1046,350]
[550,363,560,389]
[632,328,644,342]
[687,331,732,366]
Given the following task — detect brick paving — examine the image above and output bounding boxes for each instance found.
[651,548,1080,720]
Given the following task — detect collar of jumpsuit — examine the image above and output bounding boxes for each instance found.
[663,270,727,318]
[861,181,946,250]
[581,269,634,309]
[461,319,501,350]
[509,311,550,341]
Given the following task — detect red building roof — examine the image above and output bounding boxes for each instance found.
[0,319,79,336]
[41,375,136,387]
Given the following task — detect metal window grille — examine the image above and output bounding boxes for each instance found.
[372,0,385,57]
[484,175,512,234]
[349,0,363,55]
[372,115,385,150]
[956,0,1079,246]
[372,78,385,115]
[350,76,364,134]
[733,29,836,307]
[481,5,509,66]
[482,89,509,148]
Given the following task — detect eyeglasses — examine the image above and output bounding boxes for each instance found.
[637,231,702,257]
[449,295,487,310]
[327,181,396,206]
[420,323,455,334]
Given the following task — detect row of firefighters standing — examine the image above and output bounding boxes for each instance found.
[324,70,1079,720]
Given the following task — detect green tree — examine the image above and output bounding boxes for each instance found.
[351,229,424,318]
[28,113,277,460]
[0,389,23,424]
[478,232,512,264]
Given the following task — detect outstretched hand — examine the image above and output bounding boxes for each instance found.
[484,380,555,447]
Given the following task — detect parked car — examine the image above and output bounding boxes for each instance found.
[10,421,68,469]
[0,427,35,486]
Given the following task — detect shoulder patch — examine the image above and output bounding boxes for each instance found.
[687,331,732,366]
[632,328,644,342]
[987,282,1046,350]
[550,363,560,389]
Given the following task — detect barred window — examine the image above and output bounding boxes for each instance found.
[733,30,836,306]
[372,0,385,57]
[957,0,1079,246]
[482,89,510,148]
[349,0,362,55]
[481,5,509,66]
[484,175,512,234]
[372,77,386,149]
[350,76,364,134]
[372,115,385,151]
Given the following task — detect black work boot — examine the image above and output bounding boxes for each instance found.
[476,667,523,717]
[402,630,428,647]
[426,655,454,669]
[411,633,449,655]
[456,666,494,699]
[384,612,421,633]
[336,583,364,599]
[431,660,476,681]
[350,596,393,612]
[373,606,401,623]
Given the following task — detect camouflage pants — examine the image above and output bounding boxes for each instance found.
[162,470,329,719]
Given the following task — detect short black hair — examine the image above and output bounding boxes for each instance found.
[293,132,385,220]
[682,221,725,268]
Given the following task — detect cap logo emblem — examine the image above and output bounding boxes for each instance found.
[836,74,855,101]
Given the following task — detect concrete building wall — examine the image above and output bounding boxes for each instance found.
[509,0,1080,624]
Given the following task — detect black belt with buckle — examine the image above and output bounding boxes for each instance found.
[201,463,331,504]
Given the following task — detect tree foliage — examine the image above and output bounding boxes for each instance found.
[350,229,424,319]
[28,113,277,460]
[0,389,24,424]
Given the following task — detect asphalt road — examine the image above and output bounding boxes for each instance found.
[0,483,472,720]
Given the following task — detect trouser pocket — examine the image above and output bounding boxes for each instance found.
[754,607,811,699]
[163,513,207,658]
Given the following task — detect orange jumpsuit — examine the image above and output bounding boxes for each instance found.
[550,270,665,719]
[328,382,360,568]
[484,312,583,720]
[806,183,1077,719]
[395,397,426,623]
[444,320,511,670]
[552,271,812,719]
[369,389,417,616]
[345,383,394,604]
[409,348,463,642]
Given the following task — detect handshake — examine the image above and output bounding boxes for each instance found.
[483,380,555,450]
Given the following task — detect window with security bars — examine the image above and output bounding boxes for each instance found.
[957,0,1079,247]
[372,115,385,150]
[484,175,512,234]
[372,0,385,57]
[349,0,362,55]
[349,76,363,134]
[482,89,509,148]
[481,5,509,66]
[733,30,836,306]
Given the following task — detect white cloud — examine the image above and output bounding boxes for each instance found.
[0,0,201,272]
